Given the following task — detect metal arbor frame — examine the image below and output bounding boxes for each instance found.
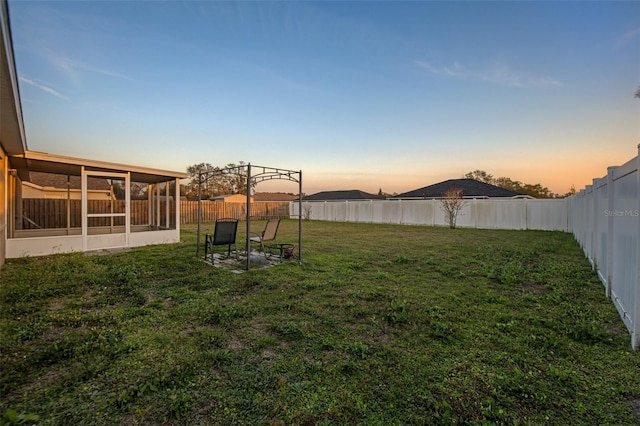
[195,163,302,270]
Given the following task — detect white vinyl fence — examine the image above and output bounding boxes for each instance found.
[568,145,639,350]
[290,145,640,348]
[293,198,568,231]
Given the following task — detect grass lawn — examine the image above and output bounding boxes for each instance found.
[1,220,639,425]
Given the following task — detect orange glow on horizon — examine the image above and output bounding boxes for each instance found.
[236,146,640,197]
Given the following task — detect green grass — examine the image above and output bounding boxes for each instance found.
[1,220,639,425]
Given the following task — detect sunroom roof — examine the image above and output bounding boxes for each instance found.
[10,150,187,184]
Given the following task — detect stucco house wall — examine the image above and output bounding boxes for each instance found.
[1,147,6,266]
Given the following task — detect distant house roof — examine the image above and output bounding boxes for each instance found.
[29,171,111,191]
[396,179,522,199]
[254,192,299,202]
[303,190,386,201]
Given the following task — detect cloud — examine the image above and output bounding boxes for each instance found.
[66,59,132,81]
[19,77,68,100]
[30,46,132,84]
[480,62,563,88]
[615,27,640,48]
[416,59,562,88]
[48,54,132,82]
[527,76,564,88]
[415,60,465,78]
[480,62,524,87]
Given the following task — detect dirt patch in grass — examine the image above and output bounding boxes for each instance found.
[6,366,68,404]
[261,349,277,359]
[228,336,245,352]
[627,399,640,419]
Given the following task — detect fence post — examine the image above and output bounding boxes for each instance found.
[606,166,617,298]
[370,199,374,223]
[633,144,640,350]
[591,178,599,270]
[585,185,594,266]
[564,197,569,233]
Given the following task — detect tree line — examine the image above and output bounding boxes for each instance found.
[463,170,574,198]
[183,162,255,200]
[182,164,573,200]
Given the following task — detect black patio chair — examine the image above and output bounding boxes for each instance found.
[204,218,238,264]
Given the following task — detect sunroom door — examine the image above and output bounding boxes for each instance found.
[82,169,130,251]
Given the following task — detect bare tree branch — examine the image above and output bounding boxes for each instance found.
[440,188,466,229]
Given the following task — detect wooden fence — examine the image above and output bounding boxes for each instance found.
[180,201,291,223]
[21,199,291,229]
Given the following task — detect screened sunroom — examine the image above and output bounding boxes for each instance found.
[5,150,187,258]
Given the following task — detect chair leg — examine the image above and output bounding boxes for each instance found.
[261,241,269,259]
[205,235,215,264]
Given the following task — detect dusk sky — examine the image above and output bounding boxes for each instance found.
[8,1,640,195]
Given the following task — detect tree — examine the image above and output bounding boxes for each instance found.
[111,180,124,200]
[440,188,466,229]
[302,202,312,220]
[635,86,640,98]
[224,162,253,195]
[184,162,256,200]
[464,170,494,184]
[110,179,147,200]
[563,184,577,198]
[493,177,553,198]
[185,163,217,199]
[464,170,555,198]
[130,182,148,200]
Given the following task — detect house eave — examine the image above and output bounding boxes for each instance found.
[0,0,27,157]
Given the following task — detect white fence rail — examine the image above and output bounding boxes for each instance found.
[293,198,568,231]
[568,145,639,350]
[291,145,640,348]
